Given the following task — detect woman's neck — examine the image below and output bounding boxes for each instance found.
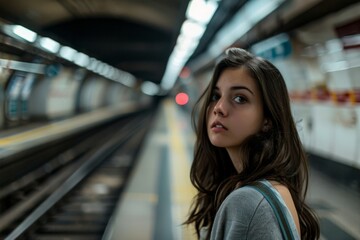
[226,147,243,173]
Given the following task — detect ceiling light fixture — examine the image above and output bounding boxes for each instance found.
[38,37,61,53]
[11,25,37,42]
[160,0,285,93]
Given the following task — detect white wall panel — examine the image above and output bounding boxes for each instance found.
[28,68,81,119]
[28,76,50,116]
[327,69,353,91]
[0,85,4,128]
[348,65,360,89]
[79,77,108,112]
[104,83,124,106]
[47,69,80,118]
[311,104,335,157]
[275,58,308,92]
[331,106,358,165]
[291,102,313,149]
[356,107,360,168]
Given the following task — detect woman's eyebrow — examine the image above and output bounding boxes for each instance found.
[230,86,254,95]
[214,85,254,95]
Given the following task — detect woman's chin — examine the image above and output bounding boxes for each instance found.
[210,140,228,148]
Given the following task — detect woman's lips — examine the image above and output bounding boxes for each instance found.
[211,121,228,131]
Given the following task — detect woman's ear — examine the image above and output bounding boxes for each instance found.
[262,119,272,132]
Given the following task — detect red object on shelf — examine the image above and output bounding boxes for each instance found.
[336,91,349,103]
[350,89,360,103]
[316,88,330,101]
[289,89,360,104]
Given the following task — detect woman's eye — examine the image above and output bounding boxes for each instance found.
[211,93,220,101]
[233,96,247,103]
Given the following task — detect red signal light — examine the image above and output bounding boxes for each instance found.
[175,92,189,105]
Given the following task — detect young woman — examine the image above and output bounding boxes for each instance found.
[185,48,320,239]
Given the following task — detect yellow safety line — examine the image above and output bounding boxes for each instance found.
[123,192,158,203]
[164,99,197,240]
[0,103,136,146]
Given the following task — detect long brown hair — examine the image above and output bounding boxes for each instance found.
[185,48,319,239]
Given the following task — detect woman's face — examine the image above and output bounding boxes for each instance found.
[207,67,265,152]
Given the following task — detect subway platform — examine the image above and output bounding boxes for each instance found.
[104,99,360,240]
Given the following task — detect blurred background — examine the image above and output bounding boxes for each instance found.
[0,0,359,239]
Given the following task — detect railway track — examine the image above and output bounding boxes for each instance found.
[0,110,154,239]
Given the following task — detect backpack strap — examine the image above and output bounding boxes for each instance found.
[248,181,296,240]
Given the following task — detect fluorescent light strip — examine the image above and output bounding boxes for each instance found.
[160,0,219,91]
[160,0,285,92]
[39,37,61,53]
[3,24,141,91]
[186,0,218,24]
[74,52,90,67]
[141,81,160,96]
[208,0,285,59]
[59,46,77,61]
[12,25,37,42]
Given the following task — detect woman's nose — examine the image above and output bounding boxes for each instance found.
[213,100,227,116]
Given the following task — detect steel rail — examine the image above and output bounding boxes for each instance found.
[3,113,150,239]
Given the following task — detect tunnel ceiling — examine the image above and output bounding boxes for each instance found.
[0,0,190,85]
[0,0,359,86]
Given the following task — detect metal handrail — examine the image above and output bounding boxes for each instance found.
[0,59,46,74]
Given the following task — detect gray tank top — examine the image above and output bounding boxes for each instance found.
[200,180,300,240]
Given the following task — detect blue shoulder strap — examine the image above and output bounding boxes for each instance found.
[248,181,296,240]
